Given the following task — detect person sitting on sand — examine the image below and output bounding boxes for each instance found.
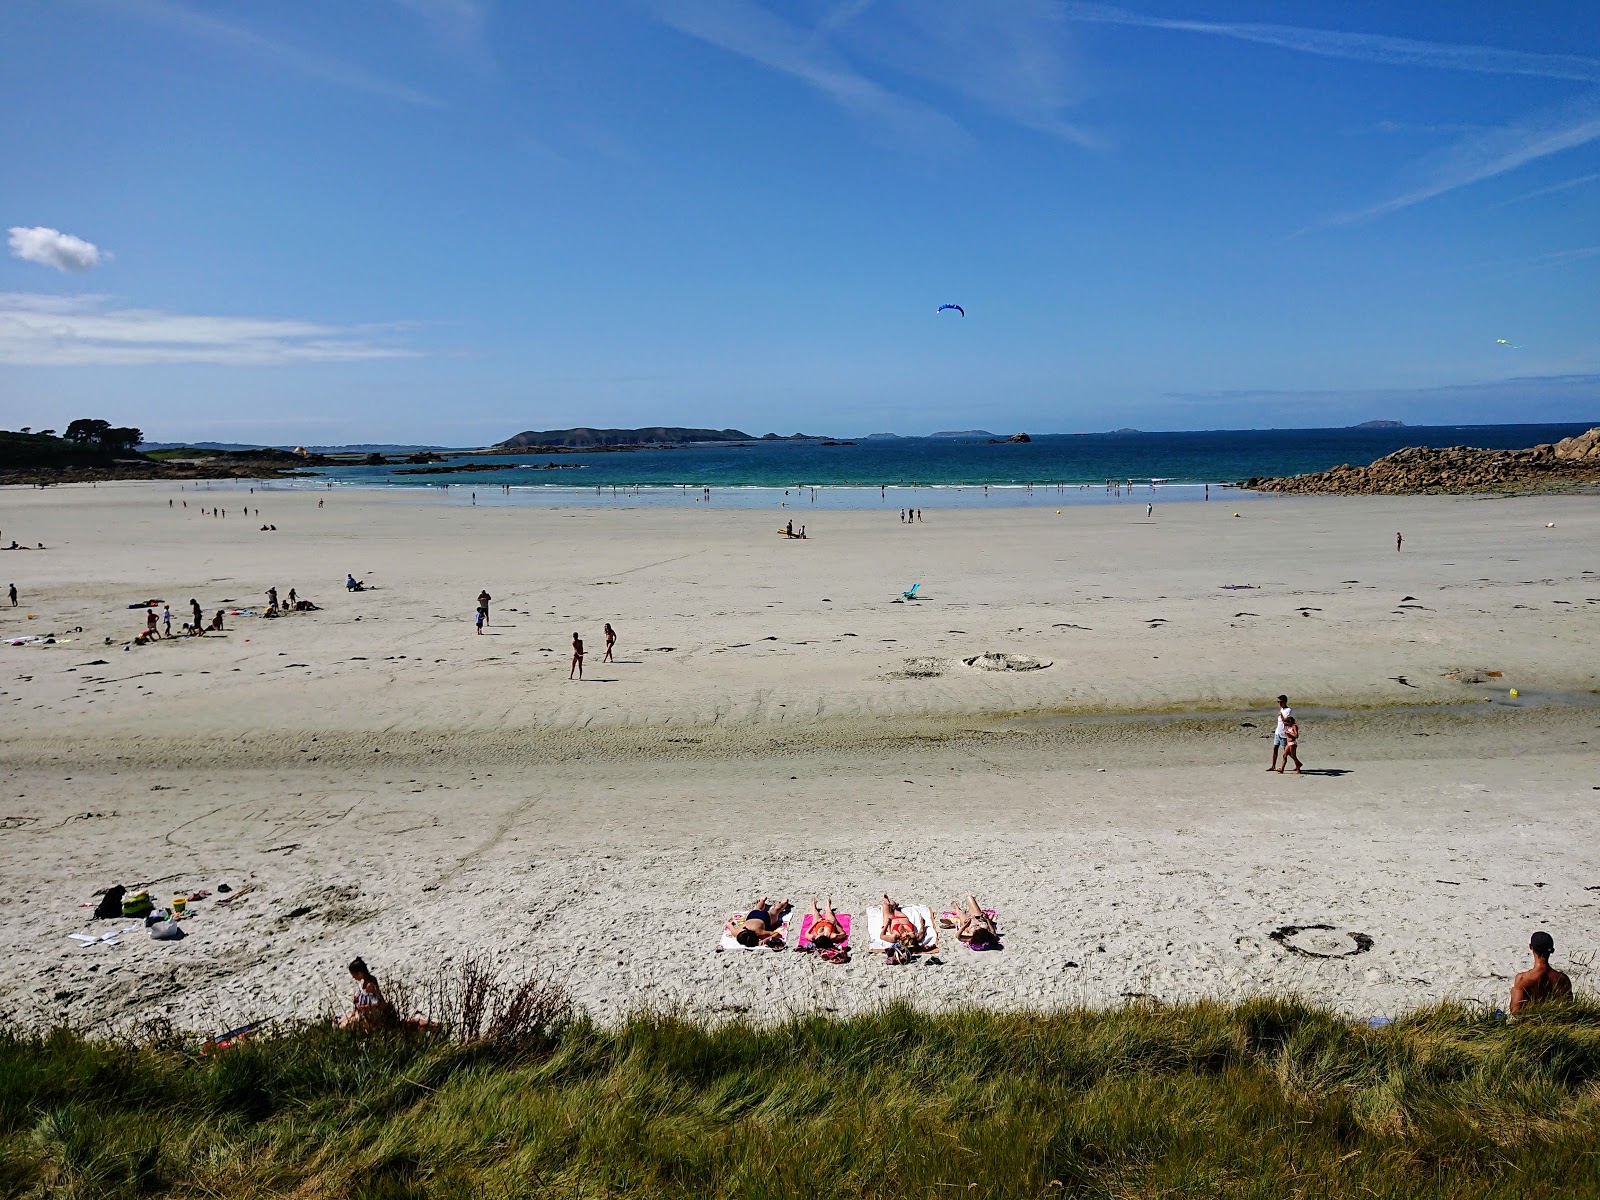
[1510,931,1573,1015]
[347,575,364,591]
[806,896,845,948]
[209,610,225,631]
[736,896,792,947]
[951,895,999,949]
[880,894,925,950]
[339,957,396,1030]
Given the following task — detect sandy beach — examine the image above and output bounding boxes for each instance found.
[2,483,1597,1034]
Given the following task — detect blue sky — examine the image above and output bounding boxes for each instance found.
[1,0,1597,443]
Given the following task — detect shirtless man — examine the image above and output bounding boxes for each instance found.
[1267,695,1293,772]
[569,632,584,680]
[1510,931,1572,1015]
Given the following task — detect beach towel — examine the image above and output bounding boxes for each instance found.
[867,904,937,953]
[941,908,1002,950]
[719,908,795,951]
[798,912,852,951]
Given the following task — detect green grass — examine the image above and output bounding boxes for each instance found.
[5,993,1600,1199]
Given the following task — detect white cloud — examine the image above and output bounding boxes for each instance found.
[1062,4,1600,84]
[640,0,969,153]
[112,0,442,107]
[0,293,419,366]
[1323,95,1600,225]
[8,227,105,272]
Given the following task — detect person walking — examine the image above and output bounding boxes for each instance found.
[569,632,584,680]
[7,582,15,607]
[477,590,491,626]
[603,622,616,663]
[162,605,172,637]
[1267,695,1293,772]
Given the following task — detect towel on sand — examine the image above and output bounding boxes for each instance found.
[867,904,937,953]
[798,912,852,951]
[719,908,794,951]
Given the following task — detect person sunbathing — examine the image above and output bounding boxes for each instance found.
[952,895,999,949]
[736,896,791,947]
[880,894,925,949]
[806,896,845,948]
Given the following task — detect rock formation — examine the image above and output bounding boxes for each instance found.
[1247,427,1600,495]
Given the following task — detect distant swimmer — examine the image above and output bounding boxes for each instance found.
[1510,931,1572,1015]
[569,631,584,680]
[603,622,616,663]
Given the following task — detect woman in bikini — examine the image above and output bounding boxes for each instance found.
[735,896,792,947]
[880,894,925,951]
[806,896,845,949]
[951,895,999,949]
[603,622,616,663]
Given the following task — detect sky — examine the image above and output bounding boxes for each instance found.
[1,0,1597,444]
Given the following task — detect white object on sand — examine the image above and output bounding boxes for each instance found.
[867,904,937,952]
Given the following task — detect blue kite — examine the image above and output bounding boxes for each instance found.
[936,303,965,317]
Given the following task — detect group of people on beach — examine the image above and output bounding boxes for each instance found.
[471,588,614,679]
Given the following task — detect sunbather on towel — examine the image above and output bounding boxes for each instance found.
[806,896,845,949]
[951,895,999,949]
[736,896,792,947]
[880,894,926,950]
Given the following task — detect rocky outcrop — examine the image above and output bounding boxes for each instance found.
[1248,427,1600,495]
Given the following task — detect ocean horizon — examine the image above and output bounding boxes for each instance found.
[206,421,1600,509]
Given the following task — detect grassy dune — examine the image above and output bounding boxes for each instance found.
[4,990,1599,1199]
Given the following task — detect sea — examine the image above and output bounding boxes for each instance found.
[226,423,1596,510]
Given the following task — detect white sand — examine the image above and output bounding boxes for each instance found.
[2,483,1597,1033]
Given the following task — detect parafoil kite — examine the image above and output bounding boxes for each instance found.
[937,303,965,317]
[1495,338,1521,348]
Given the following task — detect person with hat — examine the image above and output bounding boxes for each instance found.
[1510,931,1572,1015]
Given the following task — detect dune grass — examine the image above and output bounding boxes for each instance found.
[4,987,1600,1199]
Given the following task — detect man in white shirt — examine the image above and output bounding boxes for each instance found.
[1267,694,1292,772]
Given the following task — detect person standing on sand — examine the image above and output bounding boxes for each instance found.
[7,583,15,607]
[190,598,202,630]
[475,607,485,635]
[603,622,616,662]
[146,608,159,637]
[1267,694,1293,771]
[1146,503,1153,518]
[1510,931,1572,1015]
[162,605,172,637]
[477,590,491,626]
[569,632,584,679]
[1396,531,1403,552]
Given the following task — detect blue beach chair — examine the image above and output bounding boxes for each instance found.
[902,583,921,600]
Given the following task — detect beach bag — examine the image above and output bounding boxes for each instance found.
[121,890,153,918]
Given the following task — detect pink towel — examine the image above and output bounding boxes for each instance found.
[798,912,851,951]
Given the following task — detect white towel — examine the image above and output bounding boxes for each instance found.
[719,907,795,951]
[867,904,937,952]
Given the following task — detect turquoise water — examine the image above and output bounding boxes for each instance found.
[234,423,1595,509]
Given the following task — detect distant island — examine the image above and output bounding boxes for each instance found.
[929,430,997,439]
[1352,420,1405,428]
[494,427,824,450]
